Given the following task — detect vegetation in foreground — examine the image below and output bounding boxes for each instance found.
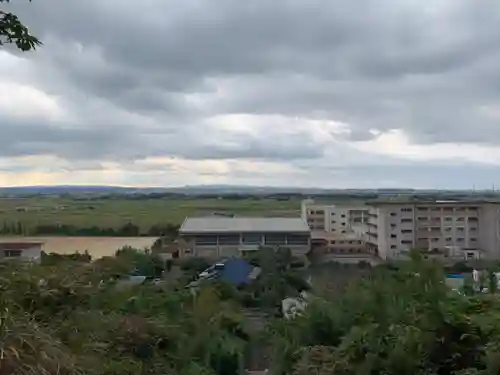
[2,249,500,374]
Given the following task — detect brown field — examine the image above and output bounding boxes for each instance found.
[1,236,158,258]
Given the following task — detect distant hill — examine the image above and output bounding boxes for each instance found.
[0,185,492,199]
[0,185,164,197]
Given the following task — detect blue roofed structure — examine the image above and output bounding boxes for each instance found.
[189,258,261,288]
[218,258,254,285]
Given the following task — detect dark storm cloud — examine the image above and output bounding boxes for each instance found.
[3,0,500,169]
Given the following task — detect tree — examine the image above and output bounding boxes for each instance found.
[0,0,40,51]
[270,257,500,375]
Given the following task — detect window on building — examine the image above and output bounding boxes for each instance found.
[218,235,240,245]
[445,237,452,242]
[331,220,336,224]
[390,234,397,238]
[338,240,345,244]
[401,218,413,223]
[390,212,397,217]
[341,230,346,234]
[401,229,413,233]
[4,250,21,257]
[341,222,346,226]
[330,240,336,244]
[417,207,428,212]
[457,238,465,242]
[341,214,346,218]
[444,217,453,222]
[264,234,287,245]
[431,207,441,211]
[390,245,397,249]
[316,210,325,215]
[401,240,412,245]
[470,227,477,232]
[471,238,478,242]
[390,224,396,228]
[401,208,413,212]
[456,217,465,222]
[195,235,218,245]
[287,234,309,245]
[242,233,262,244]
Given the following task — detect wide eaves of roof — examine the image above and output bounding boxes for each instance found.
[180,217,310,234]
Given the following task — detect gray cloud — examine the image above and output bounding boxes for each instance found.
[3,0,500,186]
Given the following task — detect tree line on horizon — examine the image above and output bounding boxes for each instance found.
[0,220,180,237]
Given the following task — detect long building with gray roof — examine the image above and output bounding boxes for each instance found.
[178,217,310,259]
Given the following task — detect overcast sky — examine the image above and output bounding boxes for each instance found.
[2,0,500,188]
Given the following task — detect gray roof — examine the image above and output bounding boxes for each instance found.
[180,217,310,234]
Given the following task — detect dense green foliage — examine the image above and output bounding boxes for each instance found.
[270,255,500,375]
[0,0,40,51]
[0,252,249,375]
[3,248,500,375]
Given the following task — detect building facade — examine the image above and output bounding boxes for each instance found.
[0,242,44,263]
[301,199,369,234]
[178,217,311,259]
[301,199,372,256]
[366,200,500,260]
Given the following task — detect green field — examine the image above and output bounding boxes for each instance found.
[0,197,304,231]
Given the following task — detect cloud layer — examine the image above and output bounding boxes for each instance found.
[2,0,500,188]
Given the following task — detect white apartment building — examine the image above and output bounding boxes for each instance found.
[301,199,369,234]
[366,200,500,260]
[301,199,371,255]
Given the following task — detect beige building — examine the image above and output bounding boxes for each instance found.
[178,217,310,259]
[366,200,500,260]
[301,199,369,234]
[301,199,373,256]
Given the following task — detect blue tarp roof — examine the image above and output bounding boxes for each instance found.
[218,258,254,285]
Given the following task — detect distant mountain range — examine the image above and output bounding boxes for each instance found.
[0,184,487,197]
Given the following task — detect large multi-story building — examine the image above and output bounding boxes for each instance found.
[366,200,500,260]
[301,199,372,256]
[178,217,311,259]
[301,199,369,234]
